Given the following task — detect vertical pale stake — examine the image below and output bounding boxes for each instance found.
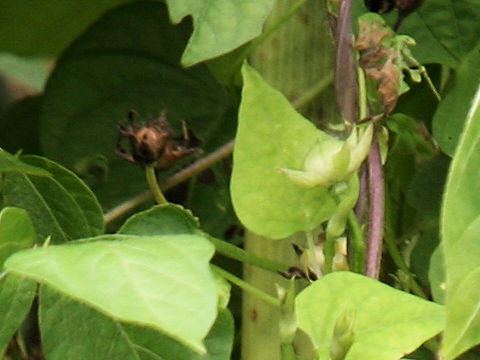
[242,1,337,359]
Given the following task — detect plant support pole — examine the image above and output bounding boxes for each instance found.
[365,131,384,278]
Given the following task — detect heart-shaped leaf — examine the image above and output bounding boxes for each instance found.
[5,234,217,353]
[230,64,337,239]
[38,2,227,209]
[296,272,444,360]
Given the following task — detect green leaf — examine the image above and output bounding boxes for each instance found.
[0,0,149,57]
[440,85,480,359]
[0,148,49,177]
[230,64,336,239]
[0,275,36,353]
[38,1,227,209]
[189,165,240,239]
[118,204,199,236]
[5,234,217,353]
[296,272,445,360]
[0,96,43,155]
[23,155,104,236]
[166,0,275,66]
[0,207,35,267]
[432,47,480,156]
[429,245,446,305]
[1,155,103,243]
[400,0,480,68]
[40,285,233,360]
[406,156,450,220]
[0,54,49,91]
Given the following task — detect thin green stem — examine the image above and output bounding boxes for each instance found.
[323,233,336,274]
[104,69,331,225]
[145,166,167,205]
[291,73,334,110]
[348,210,365,273]
[104,141,234,225]
[421,67,441,102]
[384,233,427,299]
[211,264,281,308]
[15,333,28,360]
[357,66,368,120]
[206,234,288,273]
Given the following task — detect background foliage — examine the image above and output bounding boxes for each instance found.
[1,1,480,360]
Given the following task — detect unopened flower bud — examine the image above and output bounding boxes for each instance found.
[330,310,356,360]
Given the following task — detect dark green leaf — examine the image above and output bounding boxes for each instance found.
[0,275,36,353]
[118,203,199,235]
[353,0,480,68]
[0,0,150,57]
[23,155,104,236]
[401,0,480,67]
[189,164,239,239]
[0,96,43,155]
[1,155,103,243]
[0,148,49,177]
[38,1,227,209]
[40,285,233,360]
[406,155,449,220]
[0,207,35,267]
[432,47,480,156]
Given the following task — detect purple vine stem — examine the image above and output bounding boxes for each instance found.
[365,131,385,278]
[335,0,357,124]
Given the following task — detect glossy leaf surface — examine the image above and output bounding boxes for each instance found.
[230,64,336,239]
[296,272,444,360]
[6,234,217,353]
[441,85,480,359]
[0,0,144,56]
